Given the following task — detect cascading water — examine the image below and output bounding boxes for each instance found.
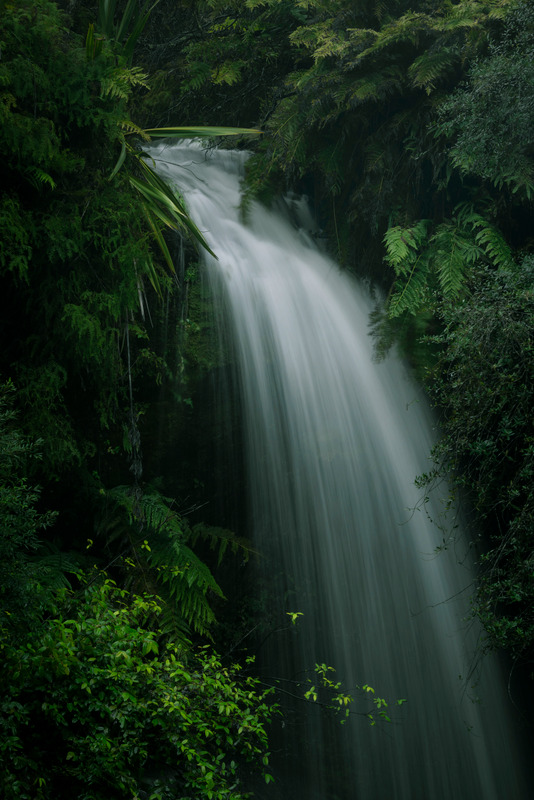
[150,141,531,799]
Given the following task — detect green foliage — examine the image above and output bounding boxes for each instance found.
[423,256,534,659]
[273,633,406,726]
[301,665,402,726]
[190,523,256,568]
[383,220,432,317]
[0,382,71,633]
[435,1,534,200]
[0,0,262,667]
[96,487,254,639]
[97,486,224,637]
[96,487,253,639]
[0,197,33,280]
[240,0,516,268]
[0,576,275,799]
[96,0,155,64]
[156,0,303,126]
[384,205,513,317]
[0,0,157,474]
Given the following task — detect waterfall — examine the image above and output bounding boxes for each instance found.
[151,140,530,799]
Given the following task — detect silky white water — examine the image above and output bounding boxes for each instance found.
[151,141,530,799]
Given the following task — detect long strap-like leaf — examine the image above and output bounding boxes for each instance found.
[142,126,262,138]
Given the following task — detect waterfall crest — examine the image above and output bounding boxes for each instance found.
[152,140,530,799]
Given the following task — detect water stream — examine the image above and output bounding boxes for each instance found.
[151,141,530,799]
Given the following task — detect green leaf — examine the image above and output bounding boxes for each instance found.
[142,126,262,139]
[109,140,127,181]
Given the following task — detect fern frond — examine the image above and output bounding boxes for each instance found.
[99,486,224,636]
[181,61,211,92]
[388,253,431,317]
[430,220,482,298]
[408,47,459,92]
[212,60,245,86]
[289,23,346,57]
[455,204,514,270]
[492,158,534,201]
[24,166,56,190]
[437,0,499,32]
[357,12,429,59]
[341,66,404,108]
[29,544,80,590]
[383,220,430,274]
[384,220,432,316]
[119,119,149,138]
[100,65,149,100]
[190,523,257,567]
[474,224,514,270]
[146,536,223,634]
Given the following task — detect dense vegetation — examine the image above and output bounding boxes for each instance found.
[0,1,272,797]
[1,0,534,795]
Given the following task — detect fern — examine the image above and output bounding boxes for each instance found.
[383,220,430,274]
[190,523,256,567]
[388,253,432,318]
[146,536,223,635]
[385,202,514,316]
[408,47,459,93]
[100,65,149,100]
[474,225,514,269]
[181,62,211,92]
[289,23,347,58]
[357,12,430,60]
[119,119,150,138]
[24,166,56,190]
[212,60,245,86]
[346,67,403,105]
[99,487,225,637]
[438,0,511,32]
[384,221,432,316]
[430,221,481,298]
[491,158,534,201]
[29,543,81,591]
[455,204,514,270]
[62,304,114,362]
[0,196,32,280]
